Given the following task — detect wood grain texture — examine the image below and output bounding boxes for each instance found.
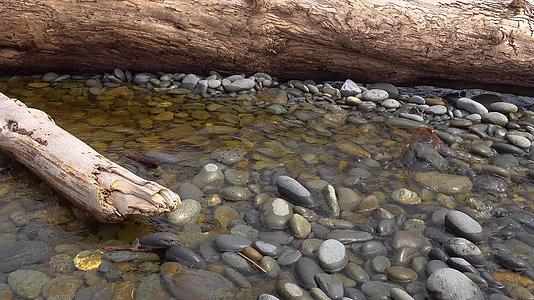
[0,93,180,222]
[0,0,533,87]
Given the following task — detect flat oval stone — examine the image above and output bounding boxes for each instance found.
[361,281,391,299]
[214,234,252,252]
[138,232,181,249]
[314,273,344,299]
[276,176,317,207]
[276,248,302,266]
[254,240,282,257]
[361,89,389,102]
[346,263,370,283]
[275,278,313,300]
[456,98,488,115]
[426,260,449,276]
[444,238,485,267]
[165,246,207,269]
[426,268,483,300]
[415,172,473,195]
[261,198,292,230]
[295,257,325,289]
[492,250,527,272]
[318,239,347,272]
[387,266,417,283]
[444,210,484,242]
[489,102,518,113]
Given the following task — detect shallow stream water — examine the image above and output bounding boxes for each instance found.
[0,74,533,300]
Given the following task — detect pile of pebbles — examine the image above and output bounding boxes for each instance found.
[0,69,533,300]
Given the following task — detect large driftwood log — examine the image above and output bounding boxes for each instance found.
[0,0,534,88]
[0,93,180,223]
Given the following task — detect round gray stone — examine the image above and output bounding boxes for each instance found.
[426,268,483,300]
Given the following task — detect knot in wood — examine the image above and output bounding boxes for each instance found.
[7,120,18,132]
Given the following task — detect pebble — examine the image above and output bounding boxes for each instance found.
[255,240,282,257]
[407,95,426,104]
[506,134,532,148]
[275,279,313,300]
[340,79,361,97]
[323,185,341,217]
[456,98,488,115]
[427,105,447,115]
[391,188,421,205]
[390,288,415,300]
[443,238,485,267]
[386,266,417,283]
[415,172,473,195]
[290,214,311,238]
[166,199,201,225]
[258,294,281,300]
[426,260,449,275]
[361,281,391,299]
[369,83,399,99]
[42,275,83,300]
[482,112,508,126]
[214,234,252,252]
[381,99,400,109]
[165,245,207,269]
[222,252,255,274]
[277,248,302,266]
[426,268,483,300]
[8,270,50,299]
[164,268,235,299]
[315,273,344,299]
[260,256,281,278]
[444,210,484,242]
[220,186,252,201]
[276,176,317,207]
[261,198,292,229]
[489,102,518,113]
[0,241,52,272]
[295,257,325,289]
[224,267,250,288]
[318,239,348,272]
[224,78,255,92]
[361,89,389,102]
[346,263,370,283]
[181,74,198,89]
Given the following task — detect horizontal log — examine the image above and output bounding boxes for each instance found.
[0,0,533,88]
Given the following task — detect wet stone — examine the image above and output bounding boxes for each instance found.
[444,238,485,267]
[346,263,370,283]
[8,270,50,299]
[426,260,449,276]
[165,245,207,269]
[166,199,201,225]
[386,266,417,283]
[290,213,311,238]
[276,175,317,207]
[415,172,473,195]
[444,210,484,242]
[138,232,181,249]
[214,234,252,252]
[260,256,281,278]
[296,257,325,289]
[315,273,344,299]
[361,281,391,299]
[356,240,387,259]
[426,268,484,300]
[224,267,250,288]
[277,248,302,266]
[164,268,235,300]
[318,239,348,272]
[220,186,252,201]
[42,275,83,300]
[222,252,255,274]
[0,241,52,272]
[261,198,292,230]
[275,279,313,300]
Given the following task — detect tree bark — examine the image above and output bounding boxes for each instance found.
[0,93,180,223]
[0,0,534,88]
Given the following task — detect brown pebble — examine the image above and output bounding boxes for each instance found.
[241,246,262,261]
[386,266,418,283]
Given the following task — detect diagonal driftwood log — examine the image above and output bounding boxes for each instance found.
[1,0,534,88]
[0,93,180,223]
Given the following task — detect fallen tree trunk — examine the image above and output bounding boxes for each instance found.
[0,93,180,223]
[1,0,534,88]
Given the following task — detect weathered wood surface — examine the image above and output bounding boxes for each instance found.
[0,93,180,222]
[0,0,534,87]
